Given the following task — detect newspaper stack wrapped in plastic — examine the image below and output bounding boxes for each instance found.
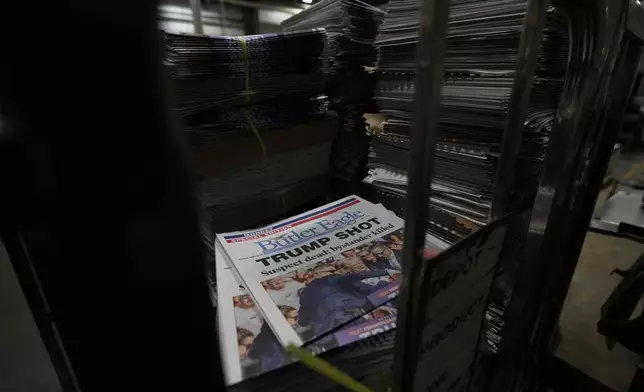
[165,30,330,114]
[282,1,386,196]
[212,196,446,388]
[164,30,337,231]
[364,0,569,245]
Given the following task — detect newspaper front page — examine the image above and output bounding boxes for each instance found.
[216,196,404,347]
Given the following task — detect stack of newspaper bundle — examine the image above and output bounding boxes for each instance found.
[164,30,337,231]
[363,0,568,244]
[282,1,386,196]
[165,30,330,115]
[212,195,446,388]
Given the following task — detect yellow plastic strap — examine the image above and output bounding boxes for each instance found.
[242,108,267,158]
[286,344,372,392]
[238,37,251,103]
[238,38,263,156]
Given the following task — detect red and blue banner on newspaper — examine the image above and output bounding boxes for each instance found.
[224,198,361,243]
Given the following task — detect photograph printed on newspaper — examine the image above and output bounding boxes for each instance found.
[216,247,288,385]
[216,196,404,347]
[215,242,400,385]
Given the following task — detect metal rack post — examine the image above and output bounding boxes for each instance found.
[190,0,204,34]
[490,0,549,219]
[392,0,450,390]
[490,1,636,390]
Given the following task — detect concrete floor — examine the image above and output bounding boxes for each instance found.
[554,153,644,391]
[0,241,62,392]
[556,231,644,391]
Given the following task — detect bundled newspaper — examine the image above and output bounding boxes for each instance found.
[281,0,385,194]
[364,0,569,244]
[214,196,446,385]
[165,30,337,231]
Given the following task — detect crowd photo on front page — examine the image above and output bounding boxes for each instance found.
[261,228,403,341]
[230,228,405,378]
